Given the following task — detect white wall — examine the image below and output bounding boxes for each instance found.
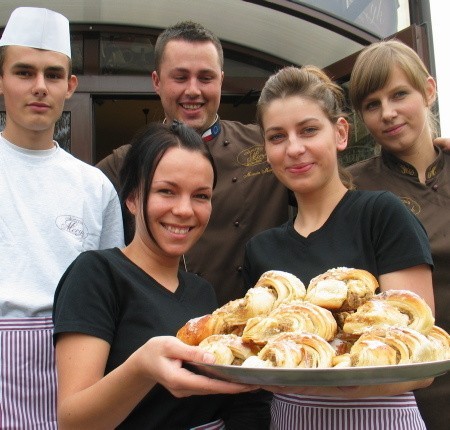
[429,0,450,136]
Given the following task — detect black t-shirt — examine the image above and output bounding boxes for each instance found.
[53,248,247,429]
[244,190,433,289]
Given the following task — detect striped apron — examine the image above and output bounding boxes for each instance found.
[0,317,57,429]
[271,393,426,430]
[191,418,225,430]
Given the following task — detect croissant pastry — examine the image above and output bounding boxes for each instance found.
[342,300,410,335]
[373,290,434,335]
[217,284,287,329]
[198,334,257,365]
[177,271,306,345]
[427,326,450,360]
[217,271,307,328]
[347,326,436,367]
[176,313,225,346]
[306,267,378,311]
[242,332,335,368]
[253,270,307,306]
[242,300,337,345]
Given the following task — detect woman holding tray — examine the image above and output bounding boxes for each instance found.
[53,121,267,429]
[243,64,435,429]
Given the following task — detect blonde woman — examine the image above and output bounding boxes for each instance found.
[348,39,450,430]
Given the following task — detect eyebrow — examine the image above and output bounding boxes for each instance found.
[11,62,67,74]
[170,67,218,75]
[265,118,319,133]
[154,180,211,188]
[364,84,410,101]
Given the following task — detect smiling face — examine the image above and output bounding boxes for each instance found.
[0,45,77,148]
[262,95,348,196]
[130,146,214,259]
[152,40,223,132]
[360,65,436,155]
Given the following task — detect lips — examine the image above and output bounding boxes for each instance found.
[179,103,204,110]
[27,102,51,112]
[383,123,405,136]
[163,224,191,235]
[287,163,313,174]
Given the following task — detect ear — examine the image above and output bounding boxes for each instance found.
[65,75,78,100]
[425,76,437,107]
[152,71,161,95]
[0,75,3,96]
[335,117,349,152]
[125,192,138,216]
[220,70,224,87]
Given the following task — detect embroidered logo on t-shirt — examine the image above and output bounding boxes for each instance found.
[55,215,89,239]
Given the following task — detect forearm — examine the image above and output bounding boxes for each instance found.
[58,351,154,430]
[57,336,253,429]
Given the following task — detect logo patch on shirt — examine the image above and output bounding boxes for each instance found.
[56,215,89,239]
[400,197,421,215]
[237,145,267,167]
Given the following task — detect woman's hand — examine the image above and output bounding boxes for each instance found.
[133,336,257,398]
[56,334,256,430]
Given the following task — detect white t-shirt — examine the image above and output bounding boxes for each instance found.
[0,135,124,317]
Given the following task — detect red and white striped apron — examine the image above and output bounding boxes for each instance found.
[0,317,57,429]
[271,393,426,430]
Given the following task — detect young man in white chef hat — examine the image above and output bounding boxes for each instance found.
[0,7,124,428]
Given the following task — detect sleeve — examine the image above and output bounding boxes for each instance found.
[98,183,125,249]
[53,251,119,345]
[95,144,131,194]
[96,153,121,193]
[96,145,134,245]
[370,192,433,274]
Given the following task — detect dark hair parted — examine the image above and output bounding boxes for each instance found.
[119,121,217,240]
[154,21,224,73]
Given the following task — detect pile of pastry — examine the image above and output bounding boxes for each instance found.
[176,268,450,369]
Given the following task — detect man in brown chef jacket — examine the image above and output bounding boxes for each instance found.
[96,21,291,307]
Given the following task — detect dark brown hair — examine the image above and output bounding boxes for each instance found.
[154,21,224,73]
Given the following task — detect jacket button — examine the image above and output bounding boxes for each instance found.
[234,221,240,227]
[232,177,237,182]
[223,140,230,146]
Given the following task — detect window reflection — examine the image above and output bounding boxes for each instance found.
[100,33,154,75]
[71,33,83,75]
[295,0,408,38]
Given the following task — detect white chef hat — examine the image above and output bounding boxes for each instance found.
[0,7,71,58]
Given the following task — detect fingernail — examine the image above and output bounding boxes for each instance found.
[203,352,216,364]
